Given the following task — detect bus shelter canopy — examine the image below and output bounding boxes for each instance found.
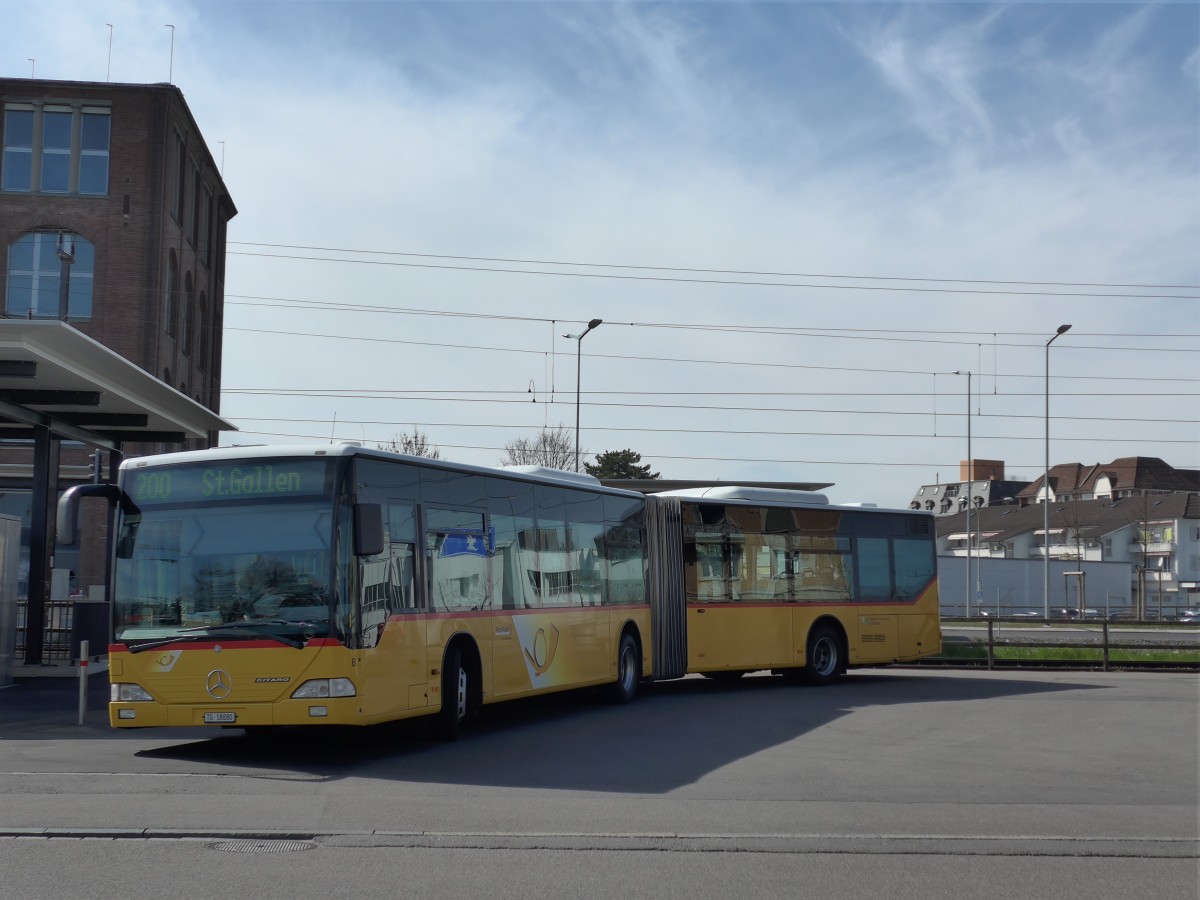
[0,320,233,449]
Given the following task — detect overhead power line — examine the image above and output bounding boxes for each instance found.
[222,387,1200,398]
[223,416,1197,444]
[221,391,1198,425]
[226,249,1198,300]
[227,241,1200,294]
[224,327,1200,383]
[225,296,1200,349]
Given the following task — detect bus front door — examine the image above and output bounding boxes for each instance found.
[357,540,429,720]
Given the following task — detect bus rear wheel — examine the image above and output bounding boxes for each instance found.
[802,625,843,686]
[431,646,470,740]
[603,633,640,704]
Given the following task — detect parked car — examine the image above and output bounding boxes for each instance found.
[1176,608,1200,624]
[1051,607,1103,620]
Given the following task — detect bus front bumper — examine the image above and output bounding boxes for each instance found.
[109,699,361,728]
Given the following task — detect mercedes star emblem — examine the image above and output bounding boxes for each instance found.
[205,669,232,700]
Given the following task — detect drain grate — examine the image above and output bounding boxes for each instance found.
[212,839,316,854]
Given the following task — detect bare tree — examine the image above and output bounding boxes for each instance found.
[379,427,441,459]
[500,425,577,470]
[1128,490,1166,619]
[1057,497,1089,615]
[1060,497,1087,563]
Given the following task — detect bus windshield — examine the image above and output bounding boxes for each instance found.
[112,501,335,646]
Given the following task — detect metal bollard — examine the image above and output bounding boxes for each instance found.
[77,639,89,725]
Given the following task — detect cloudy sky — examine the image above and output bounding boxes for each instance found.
[5,1,1197,508]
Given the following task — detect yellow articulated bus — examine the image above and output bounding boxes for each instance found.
[58,444,940,738]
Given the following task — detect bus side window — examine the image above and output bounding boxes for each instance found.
[856,537,892,601]
[604,496,644,606]
[427,508,490,612]
[487,477,535,610]
[893,537,935,600]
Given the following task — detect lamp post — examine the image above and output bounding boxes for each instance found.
[564,318,602,472]
[55,232,76,320]
[954,370,972,616]
[1043,323,1071,618]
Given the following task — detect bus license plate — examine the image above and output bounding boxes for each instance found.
[203,712,237,724]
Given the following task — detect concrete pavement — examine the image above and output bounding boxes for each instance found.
[0,667,111,736]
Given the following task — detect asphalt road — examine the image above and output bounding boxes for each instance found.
[1,668,1197,899]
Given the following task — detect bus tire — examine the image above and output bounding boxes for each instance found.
[802,625,843,686]
[431,645,470,740]
[603,632,640,704]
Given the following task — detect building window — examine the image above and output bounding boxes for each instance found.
[165,252,178,337]
[79,110,111,194]
[188,165,201,246]
[182,272,194,355]
[5,231,94,319]
[197,291,209,370]
[40,109,72,192]
[1,107,33,190]
[1,104,110,195]
[200,187,214,265]
[170,129,186,222]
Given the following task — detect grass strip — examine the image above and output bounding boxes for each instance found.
[933,645,1200,664]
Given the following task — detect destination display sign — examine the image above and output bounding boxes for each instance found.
[125,459,332,506]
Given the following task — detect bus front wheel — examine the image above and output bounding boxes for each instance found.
[802,625,843,686]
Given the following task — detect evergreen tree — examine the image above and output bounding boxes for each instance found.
[584,449,660,480]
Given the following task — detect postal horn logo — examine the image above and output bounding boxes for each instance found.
[523,624,560,677]
[205,669,232,700]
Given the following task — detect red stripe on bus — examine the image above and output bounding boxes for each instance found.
[685,598,925,610]
[386,604,652,623]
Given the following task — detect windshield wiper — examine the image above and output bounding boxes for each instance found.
[127,635,207,654]
[184,623,306,649]
[127,623,306,652]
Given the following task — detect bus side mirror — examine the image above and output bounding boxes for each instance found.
[354,503,385,557]
[56,483,133,546]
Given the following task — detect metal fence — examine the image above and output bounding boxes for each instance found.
[934,616,1200,672]
[940,603,1196,621]
[14,599,109,665]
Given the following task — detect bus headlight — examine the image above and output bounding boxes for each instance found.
[111,683,154,702]
[291,678,356,699]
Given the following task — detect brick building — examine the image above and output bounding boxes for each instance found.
[1,78,236,423]
[0,79,235,668]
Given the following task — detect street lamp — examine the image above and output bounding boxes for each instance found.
[563,318,602,472]
[55,232,76,320]
[954,370,973,616]
[1043,323,1071,618]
